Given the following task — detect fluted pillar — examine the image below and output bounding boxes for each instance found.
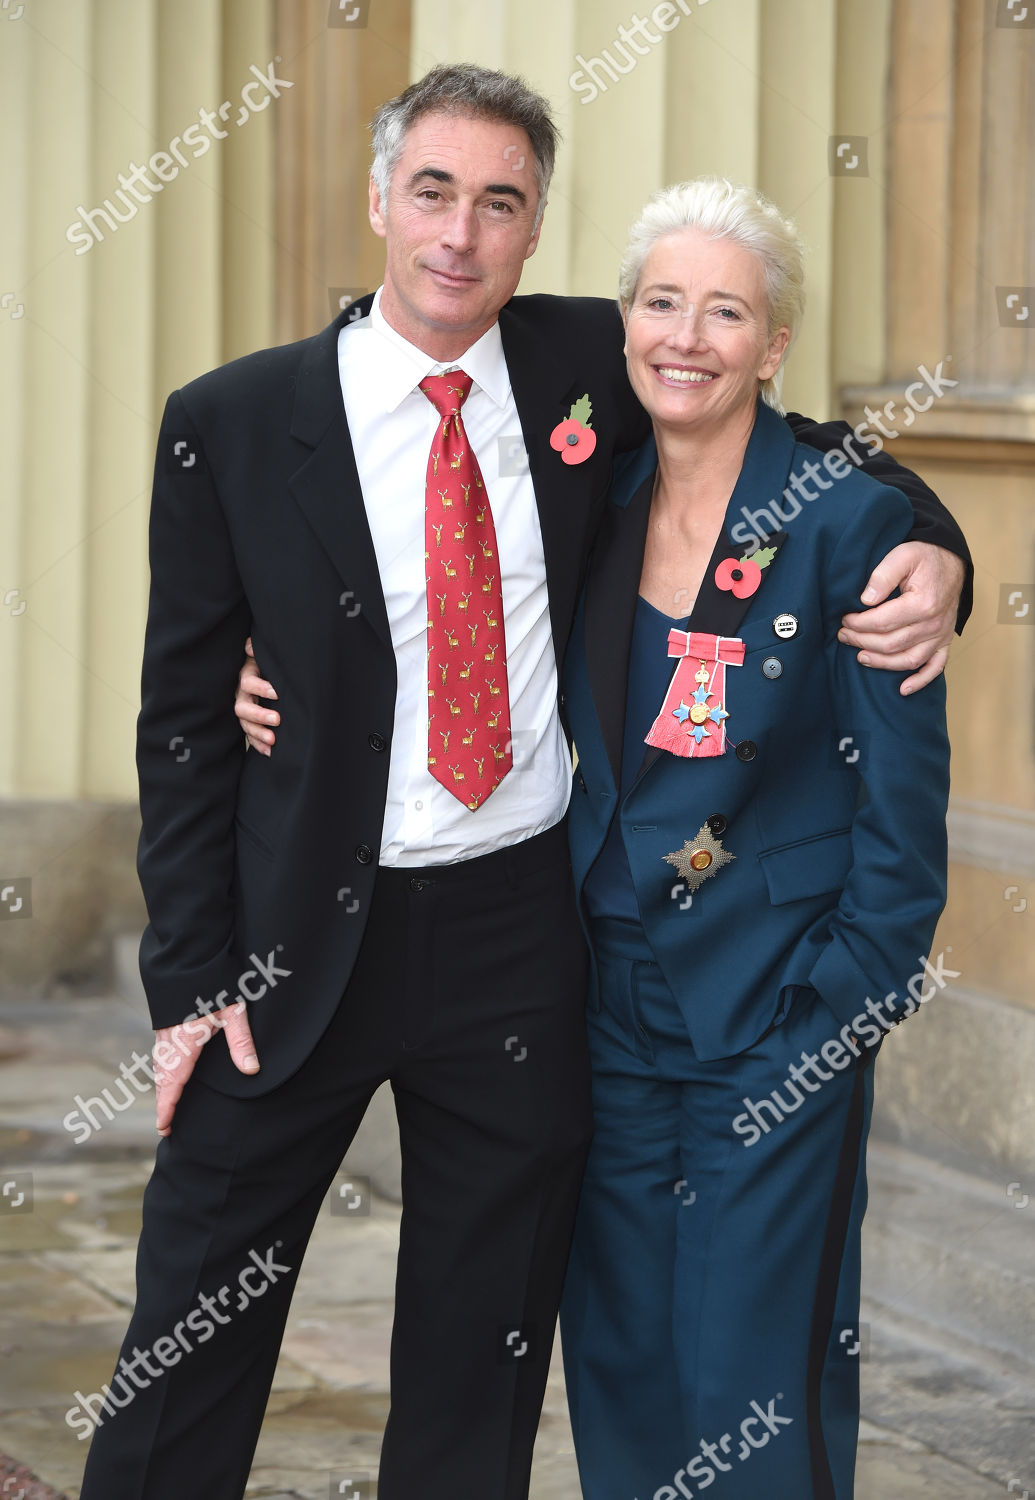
[0,0,277,802]
[409,0,885,421]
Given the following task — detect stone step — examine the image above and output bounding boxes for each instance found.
[863,1140,1035,1374]
[871,982,1035,1178]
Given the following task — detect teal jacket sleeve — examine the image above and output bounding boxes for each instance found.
[805,482,950,1038]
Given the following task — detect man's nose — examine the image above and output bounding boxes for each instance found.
[441,201,478,253]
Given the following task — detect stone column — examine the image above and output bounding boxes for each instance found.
[0,0,279,803]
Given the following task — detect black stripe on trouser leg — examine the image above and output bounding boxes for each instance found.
[806,1055,868,1499]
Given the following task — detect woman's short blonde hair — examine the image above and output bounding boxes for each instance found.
[618,177,806,411]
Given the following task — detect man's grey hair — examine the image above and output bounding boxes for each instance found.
[370,63,559,230]
[618,177,807,412]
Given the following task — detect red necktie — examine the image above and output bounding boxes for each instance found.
[420,371,512,809]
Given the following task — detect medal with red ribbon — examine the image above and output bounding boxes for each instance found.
[644,631,746,759]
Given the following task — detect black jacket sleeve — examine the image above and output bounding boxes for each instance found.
[136,390,252,1028]
[784,411,972,633]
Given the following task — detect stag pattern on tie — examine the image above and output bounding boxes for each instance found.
[420,371,513,809]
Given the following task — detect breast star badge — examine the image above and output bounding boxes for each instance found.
[663,823,735,893]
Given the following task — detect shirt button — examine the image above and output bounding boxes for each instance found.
[355,844,373,864]
[368,733,387,751]
[415,800,424,811]
[735,740,758,763]
[409,877,426,893]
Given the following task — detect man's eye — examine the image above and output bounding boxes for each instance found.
[419,189,442,202]
[487,199,513,213]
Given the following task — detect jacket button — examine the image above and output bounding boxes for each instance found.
[355,844,373,864]
[707,814,728,836]
[368,733,387,752]
[735,740,757,763]
[409,877,426,892]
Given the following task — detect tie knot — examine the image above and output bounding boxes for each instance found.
[419,370,473,418]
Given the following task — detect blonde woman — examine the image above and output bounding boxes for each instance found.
[557,178,949,1499]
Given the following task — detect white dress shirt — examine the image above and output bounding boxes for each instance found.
[337,288,571,866]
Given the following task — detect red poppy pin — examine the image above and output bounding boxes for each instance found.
[714,544,777,599]
[550,394,597,465]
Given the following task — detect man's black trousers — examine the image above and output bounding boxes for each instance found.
[79,822,593,1500]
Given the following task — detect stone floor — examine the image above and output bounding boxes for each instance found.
[0,994,1029,1498]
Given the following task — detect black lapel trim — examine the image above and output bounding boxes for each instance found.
[686,526,789,637]
[584,469,655,788]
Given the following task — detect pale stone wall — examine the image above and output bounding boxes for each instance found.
[0,0,278,806]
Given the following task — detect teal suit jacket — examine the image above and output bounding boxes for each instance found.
[564,400,950,1060]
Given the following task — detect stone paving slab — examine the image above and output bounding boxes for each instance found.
[0,1453,70,1500]
[860,1296,1035,1492]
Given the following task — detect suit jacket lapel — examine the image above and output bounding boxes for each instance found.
[499,304,615,675]
[582,442,658,789]
[594,401,799,784]
[288,294,394,653]
[682,400,797,638]
[685,526,787,636]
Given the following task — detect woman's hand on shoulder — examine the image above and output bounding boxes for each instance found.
[234,637,280,754]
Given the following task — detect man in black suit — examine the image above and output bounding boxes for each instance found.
[78,63,969,1500]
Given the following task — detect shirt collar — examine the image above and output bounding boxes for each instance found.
[358,286,511,413]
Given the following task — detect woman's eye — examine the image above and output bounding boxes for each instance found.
[716,306,740,320]
[647,298,675,312]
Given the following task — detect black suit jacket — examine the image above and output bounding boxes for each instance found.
[136,292,970,1095]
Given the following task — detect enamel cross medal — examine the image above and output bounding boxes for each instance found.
[644,631,745,758]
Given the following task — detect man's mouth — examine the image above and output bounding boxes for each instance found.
[427,267,480,288]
